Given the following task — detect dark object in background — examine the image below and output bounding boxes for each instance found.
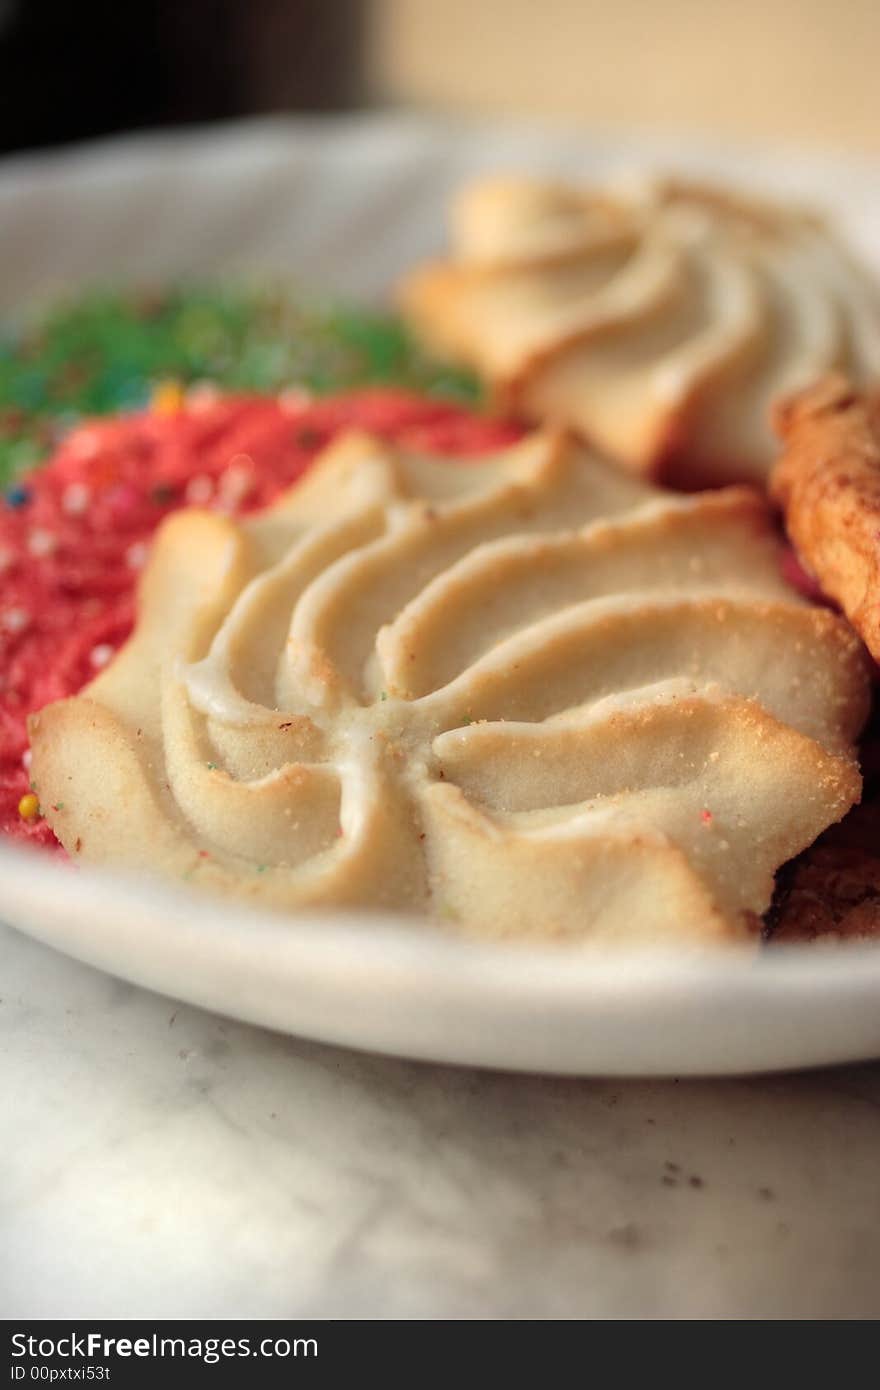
[0,0,366,156]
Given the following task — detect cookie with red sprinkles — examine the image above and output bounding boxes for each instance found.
[0,386,520,848]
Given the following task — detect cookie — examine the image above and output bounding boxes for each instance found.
[771,374,880,659]
[29,429,868,944]
[400,176,880,486]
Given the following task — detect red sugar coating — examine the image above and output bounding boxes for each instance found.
[0,389,521,849]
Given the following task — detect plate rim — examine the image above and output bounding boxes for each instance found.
[5,841,880,1077]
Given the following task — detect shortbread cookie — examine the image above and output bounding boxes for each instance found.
[771,375,880,660]
[29,430,868,944]
[400,176,880,486]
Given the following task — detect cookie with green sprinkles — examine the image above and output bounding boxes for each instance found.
[0,282,482,487]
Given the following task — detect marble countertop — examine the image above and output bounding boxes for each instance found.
[2,919,879,1320]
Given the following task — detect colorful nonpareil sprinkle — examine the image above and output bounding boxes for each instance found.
[150,380,186,416]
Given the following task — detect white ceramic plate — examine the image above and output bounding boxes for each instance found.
[3,115,880,1077]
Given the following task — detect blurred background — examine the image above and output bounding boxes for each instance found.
[1,0,878,156]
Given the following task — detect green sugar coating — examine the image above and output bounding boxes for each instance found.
[0,283,480,486]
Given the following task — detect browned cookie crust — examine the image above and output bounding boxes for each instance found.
[771,375,880,660]
[770,383,880,942]
[767,803,880,943]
